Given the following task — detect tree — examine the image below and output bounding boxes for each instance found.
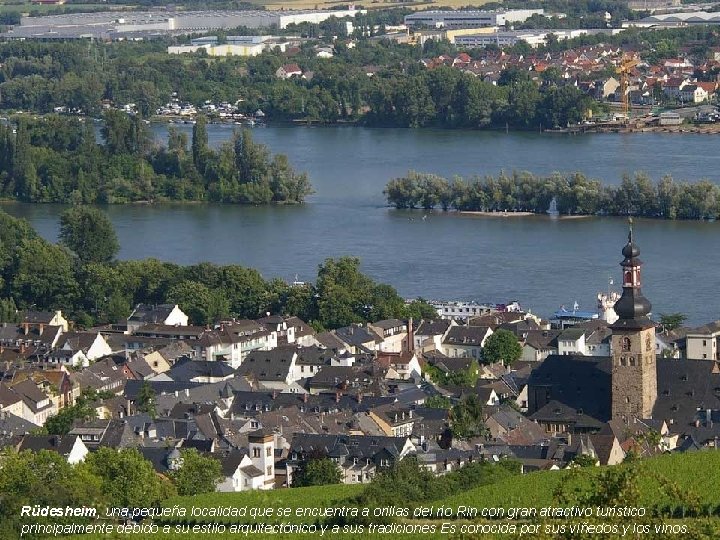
[0,449,103,540]
[450,394,487,439]
[482,329,522,366]
[0,298,19,323]
[659,313,687,333]
[59,206,119,264]
[167,279,229,325]
[169,449,223,496]
[571,453,599,468]
[83,447,175,509]
[44,395,97,435]
[192,114,209,174]
[425,395,451,409]
[292,457,342,487]
[11,238,79,311]
[136,381,157,418]
[357,456,436,507]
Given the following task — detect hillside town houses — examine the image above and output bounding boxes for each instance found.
[3,235,720,490]
[419,43,720,109]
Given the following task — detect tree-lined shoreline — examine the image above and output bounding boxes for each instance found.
[0,114,312,205]
[384,170,720,220]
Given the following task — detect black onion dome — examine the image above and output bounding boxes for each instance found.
[622,241,640,259]
[614,289,652,320]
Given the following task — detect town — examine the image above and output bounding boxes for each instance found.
[0,222,717,496]
[1,5,720,130]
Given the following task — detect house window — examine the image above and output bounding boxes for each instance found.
[253,448,260,458]
[266,447,272,457]
[251,421,259,429]
[621,337,631,352]
[266,466,272,476]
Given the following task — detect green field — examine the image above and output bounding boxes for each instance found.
[58,451,720,540]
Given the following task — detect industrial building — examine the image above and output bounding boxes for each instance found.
[628,11,720,28]
[168,35,294,57]
[404,9,544,29]
[2,8,364,40]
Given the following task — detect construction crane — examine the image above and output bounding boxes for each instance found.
[616,56,640,120]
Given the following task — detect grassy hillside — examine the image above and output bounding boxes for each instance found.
[64,451,720,540]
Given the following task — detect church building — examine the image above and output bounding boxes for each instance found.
[527,223,720,447]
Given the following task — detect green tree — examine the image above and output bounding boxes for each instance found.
[136,381,157,418]
[169,449,223,496]
[59,206,119,264]
[425,395,451,409]
[84,447,175,509]
[659,313,687,333]
[167,279,228,325]
[0,297,19,323]
[292,458,342,487]
[450,394,487,439]
[192,114,209,174]
[482,329,522,366]
[44,397,97,435]
[11,238,79,311]
[0,449,103,540]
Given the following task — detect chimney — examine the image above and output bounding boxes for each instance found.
[357,393,363,404]
[407,317,414,352]
[335,391,341,403]
[19,343,26,354]
[39,323,44,336]
[707,409,712,426]
[302,392,308,403]
[23,322,29,335]
[272,390,278,400]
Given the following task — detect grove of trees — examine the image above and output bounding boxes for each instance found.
[0,115,312,205]
[385,170,720,220]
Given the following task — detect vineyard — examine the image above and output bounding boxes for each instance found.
[65,451,720,540]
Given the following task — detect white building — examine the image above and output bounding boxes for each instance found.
[404,9,544,29]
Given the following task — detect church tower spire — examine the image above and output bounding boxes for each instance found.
[611,219,657,422]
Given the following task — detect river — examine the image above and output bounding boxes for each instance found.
[4,126,720,325]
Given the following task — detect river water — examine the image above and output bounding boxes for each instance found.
[5,126,720,325]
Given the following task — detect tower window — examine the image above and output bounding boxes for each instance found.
[621,337,631,352]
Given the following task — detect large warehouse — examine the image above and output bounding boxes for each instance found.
[2,8,364,40]
[404,9,544,29]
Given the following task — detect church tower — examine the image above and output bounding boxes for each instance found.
[611,220,657,422]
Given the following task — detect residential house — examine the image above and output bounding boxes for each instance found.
[376,351,422,380]
[521,330,560,362]
[21,310,69,333]
[441,325,493,359]
[334,325,383,353]
[9,379,56,425]
[367,319,408,353]
[686,321,720,360]
[368,404,417,437]
[13,434,88,464]
[57,332,113,361]
[557,328,587,356]
[126,304,188,333]
[287,433,415,485]
[275,63,303,79]
[236,347,300,390]
[413,319,455,351]
[662,77,687,99]
[166,357,236,384]
[290,345,334,381]
[680,84,708,104]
